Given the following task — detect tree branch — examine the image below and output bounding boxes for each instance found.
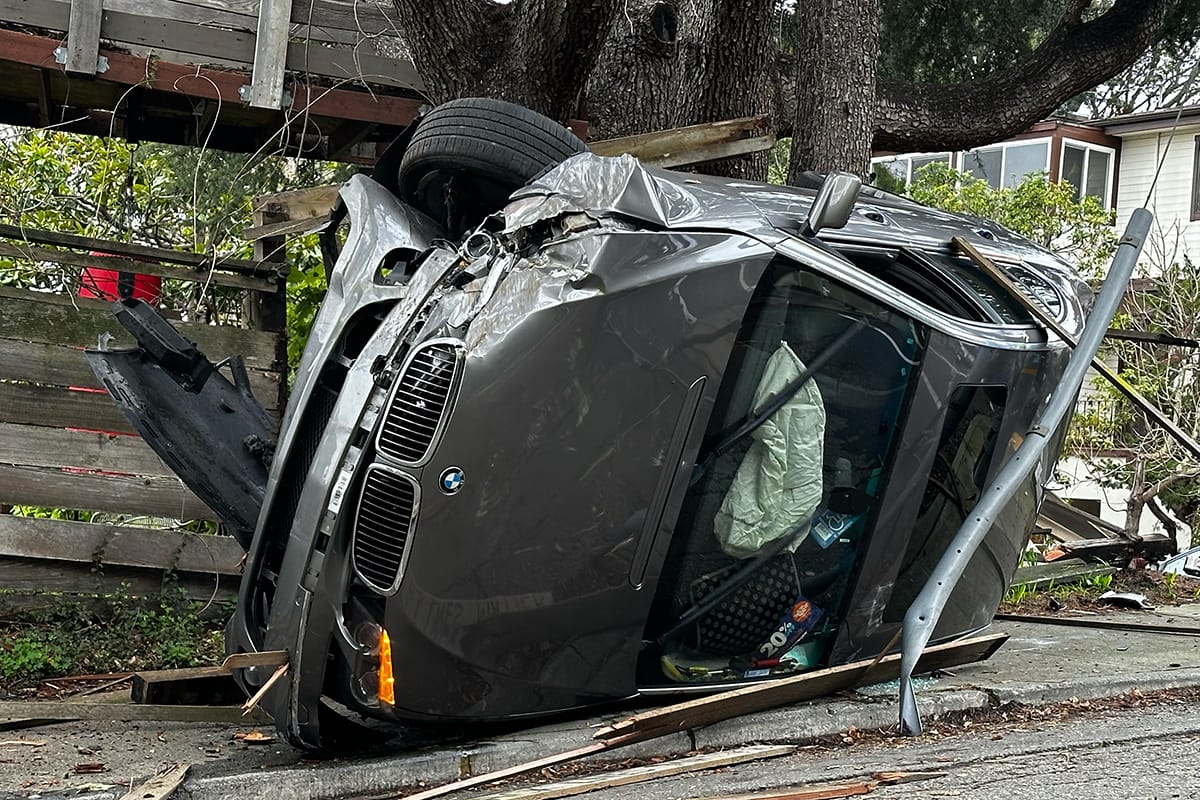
[1137,468,1200,505]
[874,0,1182,153]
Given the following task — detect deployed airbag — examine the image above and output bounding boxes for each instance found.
[714,342,825,558]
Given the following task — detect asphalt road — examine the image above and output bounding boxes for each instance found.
[565,695,1200,800]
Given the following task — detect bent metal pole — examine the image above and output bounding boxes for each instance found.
[897,207,1153,736]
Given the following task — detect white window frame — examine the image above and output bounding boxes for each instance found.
[958,137,1053,189]
[869,151,953,184]
[1059,137,1117,210]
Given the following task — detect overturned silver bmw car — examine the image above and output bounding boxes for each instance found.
[89,99,1120,750]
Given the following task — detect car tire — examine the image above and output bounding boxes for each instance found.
[398,98,587,236]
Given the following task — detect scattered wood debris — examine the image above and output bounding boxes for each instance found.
[73,762,107,774]
[474,745,795,800]
[386,635,1002,800]
[241,663,288,716]
[233,730,275,744]
[0,739,45,747]
[117,762,189,800]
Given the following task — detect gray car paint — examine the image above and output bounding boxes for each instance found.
[219,155,1090,749]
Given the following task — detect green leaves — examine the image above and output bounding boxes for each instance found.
[908,163,1117,280]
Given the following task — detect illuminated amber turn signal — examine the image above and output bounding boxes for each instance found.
[378,629,395,705]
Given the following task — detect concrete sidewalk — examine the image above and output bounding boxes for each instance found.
[4,611,1199,800]
[183,610,1200,800]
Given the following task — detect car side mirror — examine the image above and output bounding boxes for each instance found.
[803,172,862,237]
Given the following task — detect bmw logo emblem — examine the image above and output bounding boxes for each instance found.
[439,467,465,495]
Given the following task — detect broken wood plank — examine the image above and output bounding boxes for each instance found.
[132,666,244,706]
[118,763,190,800]
[475,745,796,800]
[65,0,103,74]
[221,650,289,670]
[650,136,777,169]
[693,782,877,800]
[592,116,768,160]
[0,700,269,724]
[253,184,340,218]
[994,613,1200,636]
[1009,559,1117,592]
[241,213,332,241]
[395,741,623,800]
[392,636,1004,800]
[594,633,1007,741]
[241,663,288,715]
[1054,535,1175,563]
[953,236,1200,461]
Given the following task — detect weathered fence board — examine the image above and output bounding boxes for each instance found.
[0,558,238,612]
[0,383,135,434]
[0,287,280,367]
[0,339,281,411]
[0,422,175,478]
[0,516,243,575]
[0,464,216,520]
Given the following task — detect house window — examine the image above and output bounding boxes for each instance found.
[960,140,1050,189]
[1060,140,1115,209]
[870,152,952,188]
[1192,136,1200,221]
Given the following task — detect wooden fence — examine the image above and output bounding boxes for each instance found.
[0,227,288,615]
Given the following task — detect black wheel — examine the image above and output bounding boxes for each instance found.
[398,98,586,237]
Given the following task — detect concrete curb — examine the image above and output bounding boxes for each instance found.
[180,634,1200,800]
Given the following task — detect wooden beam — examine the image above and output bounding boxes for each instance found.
[250,0,294,109]
[253,184,340,218]
[593,633,1008,742]
[0,29,423,128]
[0,241,274,292]
[240,213,331,242]
[0,221,275,276]
[591,116,775,168]
[65,0,103,75]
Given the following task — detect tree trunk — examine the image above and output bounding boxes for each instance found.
[390,0,621,124]
[787,0,881,179]
[585,0,775,177]
[586,1,685,139]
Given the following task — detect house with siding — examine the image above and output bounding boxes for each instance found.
[1097,105,1200,268]
[872,108,1200,543]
